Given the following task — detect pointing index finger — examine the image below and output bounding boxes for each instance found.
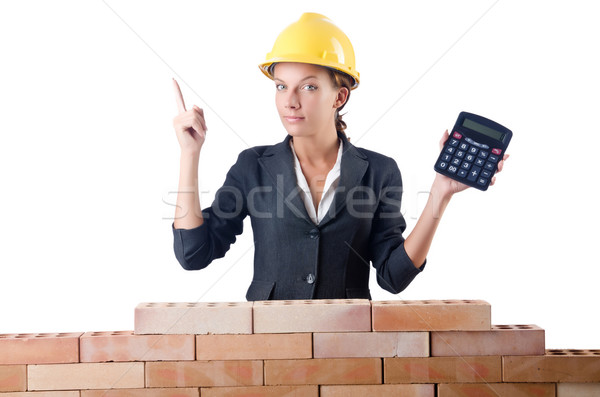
[173,78,186,114]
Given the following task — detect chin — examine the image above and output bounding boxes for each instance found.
[282,124,307,137]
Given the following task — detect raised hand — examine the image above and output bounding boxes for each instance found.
[433,130,510,197]
[172,78,208,155]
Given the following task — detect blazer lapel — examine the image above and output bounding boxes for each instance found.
[258,131,369,228]
[258,134,312,225]
[319,132,369,228]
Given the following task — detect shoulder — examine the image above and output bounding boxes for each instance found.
[346,143,404,189]
[233,135,290,160]
[352,144,401,174]
[226,144,275,167]
[238,144,275,159]
[224,141,286,179]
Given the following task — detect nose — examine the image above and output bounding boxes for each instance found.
[284,90,300,109]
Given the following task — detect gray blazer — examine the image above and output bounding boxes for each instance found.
[172,130,425,300]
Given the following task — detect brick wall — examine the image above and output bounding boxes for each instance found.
[1,299,599,396]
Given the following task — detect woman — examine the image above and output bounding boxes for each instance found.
[171,13,507,300]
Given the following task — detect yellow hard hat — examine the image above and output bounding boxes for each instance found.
[259,13,360,90]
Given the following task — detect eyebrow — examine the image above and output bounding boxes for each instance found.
[273,76,318,83]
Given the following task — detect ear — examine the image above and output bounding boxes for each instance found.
[333,86,349,109]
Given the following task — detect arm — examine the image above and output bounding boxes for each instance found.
[172,151,248,270]
[403,174,453,267]
[404,130,509,267]
[171,77,249,271]
[369,160,425,294]
[173,151,204,230]
[370,131,508,294]
[172,77,208,230]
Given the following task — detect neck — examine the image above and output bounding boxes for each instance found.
[291,130,340,168]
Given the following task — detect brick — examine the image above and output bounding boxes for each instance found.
[372,300,491,331]
[146,360,263,387]
[201,386,318,397]
[264,358,381,385]
[504,349,600,382]
[196,333,312,360]
[0,365,26,392]
[557,383,600,397]
[28,362,145,390]
[134,302,253,335]
[253,299,371,333]
[321,384,435,397]
[384,356,502,383]
[0,332,81,364]
[431,324,545,356]
[0,393,80,397]
[314,332,428,358]
[438,383,556,397]
[80,330,194,362]
[82,389,199,397]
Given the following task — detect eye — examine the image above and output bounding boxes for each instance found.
[303,84,317,91]
[275,84,285,91]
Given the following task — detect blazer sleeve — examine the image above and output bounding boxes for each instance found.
[369,158,426,294]
[171,151,248,270]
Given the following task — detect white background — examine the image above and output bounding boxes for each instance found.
[1,1,598,349]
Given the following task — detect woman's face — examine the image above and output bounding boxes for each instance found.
[273,62,347,138]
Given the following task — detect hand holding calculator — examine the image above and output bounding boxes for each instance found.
[434,112,512,191]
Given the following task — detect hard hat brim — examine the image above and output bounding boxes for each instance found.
[258,59,360,90]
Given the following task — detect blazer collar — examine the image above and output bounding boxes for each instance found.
[258,131,369,228]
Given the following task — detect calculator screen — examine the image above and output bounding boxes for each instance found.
[462,118,505,141]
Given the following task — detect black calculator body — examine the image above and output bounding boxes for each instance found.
[434,112,512,191]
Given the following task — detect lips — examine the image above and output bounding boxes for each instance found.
[284,116,305,122]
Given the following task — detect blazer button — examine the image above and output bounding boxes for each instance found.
[308,229,320,239]
[305,273,316,284]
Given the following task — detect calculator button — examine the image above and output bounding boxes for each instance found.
[451,158,461,166]
[437,161,448,169]
[455,150,465,158]
[445,146,456,154]
[465,154,475,162]
[448,165,458,174]
[449,138,459,147]
[469,147,479,155]
[459,143,469,151]
[492,148,503,155]
[467,166,481,182]
[478,150,489,159]
[475,158,485,167]
[457,169,467,178]
[484,162,496,171]
[461,161,471,170]
[481,170,492,178]
[442,153,452,162]
[488,154,499,163]
[477,177,488,186]
[453,131,463,139]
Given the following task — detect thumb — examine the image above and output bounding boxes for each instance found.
[439,129,449,150]
[193,104,204,115]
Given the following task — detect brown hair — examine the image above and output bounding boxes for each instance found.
[326,68,354,142]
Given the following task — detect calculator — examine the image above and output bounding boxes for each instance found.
[434,111,512,191]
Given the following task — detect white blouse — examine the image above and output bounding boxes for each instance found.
[289,137,343,225]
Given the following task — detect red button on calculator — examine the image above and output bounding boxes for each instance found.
[453,131,463,139]
[491,148,502,155]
